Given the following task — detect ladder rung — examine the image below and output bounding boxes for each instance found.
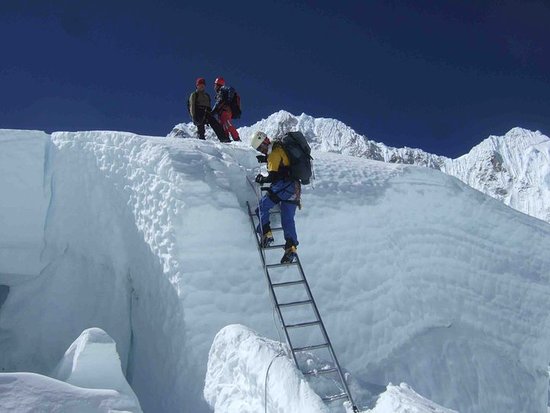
[272,280,305,288]
[293,343,329,352]
[278,299,312,308]
[285,320,320,329]
[266,262,298,269]
[263,244,285,250]
[271,227,283,231]
[303,367,338,376]
[322,393,348,403]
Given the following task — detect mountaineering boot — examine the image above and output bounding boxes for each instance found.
[281,239,297,264]
[281,245,297,264]
[261,231,274,248]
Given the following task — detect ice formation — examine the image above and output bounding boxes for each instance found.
[0,327,141,413]
[1,124,550,412]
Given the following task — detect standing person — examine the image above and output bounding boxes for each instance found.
[251,131,301,264]
[212,77,241,142]
[188,78,230,142]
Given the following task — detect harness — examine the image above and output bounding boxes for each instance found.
[264,182,301,208]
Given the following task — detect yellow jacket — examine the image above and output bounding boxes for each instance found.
[267,144,290,173]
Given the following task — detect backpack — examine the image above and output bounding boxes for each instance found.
[227,87,242,119]
[276,131,313,185]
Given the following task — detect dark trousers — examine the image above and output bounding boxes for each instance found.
[194,107,230,142]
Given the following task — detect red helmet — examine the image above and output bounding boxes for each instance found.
[214,77,225,86]
[196,77,206,86]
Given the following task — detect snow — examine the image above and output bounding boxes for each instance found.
[1,125,550,413]
[177,111,550,225]
[443,127,550,223]
[0,328,141,413]
[0,129,50,275]
[171,110,446,168]
[205,324,457,413]
[369,383,457,413]
[53,328,137,397]
[204,324,329,413]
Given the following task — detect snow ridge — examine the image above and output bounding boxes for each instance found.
[442,127,550,222]
[172,111,550,224]
[170,110,446,168]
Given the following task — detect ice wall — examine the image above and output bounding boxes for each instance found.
[0,130,50,275]
[0,328,141,413]
[1,128,550,413]
[298,156,550,412]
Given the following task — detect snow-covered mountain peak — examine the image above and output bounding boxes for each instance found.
[237,111,447,168]
[460,127,549,159]
[504,126,546,141]
[443,127,550,222]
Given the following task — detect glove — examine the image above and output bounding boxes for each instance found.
[255,174,266,184]
[256,155,267,163]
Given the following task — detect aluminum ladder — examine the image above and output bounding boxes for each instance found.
[246,179,359,412]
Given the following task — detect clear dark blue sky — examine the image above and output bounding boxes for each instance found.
[1,0,549,157]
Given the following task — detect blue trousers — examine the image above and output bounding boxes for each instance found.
[256,180,300,246]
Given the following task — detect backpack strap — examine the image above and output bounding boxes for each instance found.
[188,91,197,119]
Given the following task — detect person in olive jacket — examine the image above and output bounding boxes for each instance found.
[188,78,229,142]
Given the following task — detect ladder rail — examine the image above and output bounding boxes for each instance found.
[295,255,358,410]
[246,201,299,367]
[246,174,359,412]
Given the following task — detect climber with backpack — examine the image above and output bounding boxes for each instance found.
[251,130,313,264]
[212,77,241,142]
[187,78,230,142]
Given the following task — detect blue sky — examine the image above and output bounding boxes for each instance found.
[1,0,549,157]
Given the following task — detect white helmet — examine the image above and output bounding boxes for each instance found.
[250,131,269,150]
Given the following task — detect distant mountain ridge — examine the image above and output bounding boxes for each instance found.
[238,110,447,169]
[442,127,550,223]
[169,111,550,223]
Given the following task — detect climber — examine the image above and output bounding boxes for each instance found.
[188,78,229,142]
[251,131,301,264]
[211,77,241,142]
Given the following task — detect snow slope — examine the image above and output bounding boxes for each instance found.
[172,111,550,224]
[170,110,446,168]
[205,324,457,413]
[0,328,141,413]
[1,128,550,412]
[442,127,550,223]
